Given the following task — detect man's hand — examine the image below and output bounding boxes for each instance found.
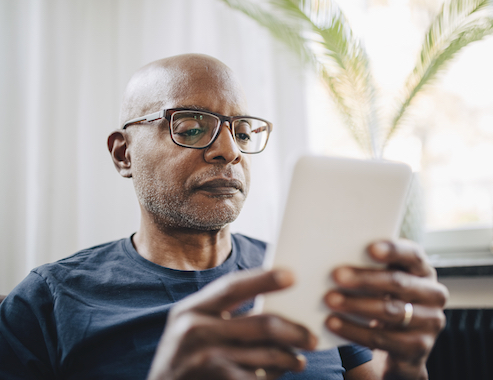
[325,240,449,380]
[147,269,317,380]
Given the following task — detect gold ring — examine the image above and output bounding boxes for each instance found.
[402,302,413,327]
[255,368,267,380]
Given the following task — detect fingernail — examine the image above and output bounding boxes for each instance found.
[369,319,378,328]
[296,354,306,367]
[328,317,343,331]
[220,311,231,320]
[335,268,353,284]
[296,354,307,369]
[327,293,344,307]
[273,269,294,287]
[372,242,390,259]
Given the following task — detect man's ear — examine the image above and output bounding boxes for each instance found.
[107,130,132,178]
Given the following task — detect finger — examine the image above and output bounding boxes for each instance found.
[250,368,286,380]
[257,369,286,380]
[226,314,316,350]
[265,370,286,380]
[326,315,437,362]
[172,355,252,380]
[367,240,435,278]
[179,349,296,380]
[176,314,317,351]
[220,346,306,373]
[325,291,447,330]
[331,267,449,306]
[175,268,295,314]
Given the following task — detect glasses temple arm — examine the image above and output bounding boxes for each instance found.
[122,110,166,129]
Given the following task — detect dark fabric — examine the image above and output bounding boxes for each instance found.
[338,344,373,372]
[0,234,372,379]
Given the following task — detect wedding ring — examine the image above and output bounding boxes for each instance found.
[402,302,413,327]
[255,368,267,380]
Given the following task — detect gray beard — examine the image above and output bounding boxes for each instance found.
[133,168,247,231]
[142,191,241,231]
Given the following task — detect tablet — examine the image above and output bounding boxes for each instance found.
[255,155,412,350]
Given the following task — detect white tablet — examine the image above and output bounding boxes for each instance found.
[255,155,412,350]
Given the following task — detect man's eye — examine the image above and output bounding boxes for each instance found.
[182,128,203,137]
[173,119,204,135]
[236,132,251,141]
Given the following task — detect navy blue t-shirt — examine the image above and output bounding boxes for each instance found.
[0,234,372,379]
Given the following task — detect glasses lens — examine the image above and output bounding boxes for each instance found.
[171,111,218,147]
[233,118,270,153]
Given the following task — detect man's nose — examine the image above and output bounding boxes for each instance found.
[203,122,241,164]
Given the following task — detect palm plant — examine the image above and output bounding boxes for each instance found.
[219,0,493,159]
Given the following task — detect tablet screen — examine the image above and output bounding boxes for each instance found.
[256,155,412,350]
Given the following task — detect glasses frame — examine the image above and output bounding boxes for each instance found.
[122,107,273,154]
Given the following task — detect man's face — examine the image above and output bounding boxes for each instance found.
[127,63,251,231]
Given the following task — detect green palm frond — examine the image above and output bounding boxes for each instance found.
[220,0,380,157]
[383,0,493,150]
[220,0,493,158]
[289,0,380,157]
[219,0,315,64]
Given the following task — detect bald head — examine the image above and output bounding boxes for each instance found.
[120,54,248,127]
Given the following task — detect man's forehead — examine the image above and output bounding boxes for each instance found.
[120,54,248,124]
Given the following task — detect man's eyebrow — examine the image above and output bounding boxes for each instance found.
[173,105,251,117]
[174,105,211,112]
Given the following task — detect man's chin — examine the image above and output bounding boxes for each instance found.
[179,207,241,231]
[159,215,238,232]
[183,222,229,232]
[140,192,246,232]
[150,205,242,232]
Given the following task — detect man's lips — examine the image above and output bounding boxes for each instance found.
[195,178,243,195]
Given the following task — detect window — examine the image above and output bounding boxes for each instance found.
[306,0,493,264]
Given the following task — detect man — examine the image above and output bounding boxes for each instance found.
[0,54,448,380]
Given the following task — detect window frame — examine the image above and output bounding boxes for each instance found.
[423,226,493,277]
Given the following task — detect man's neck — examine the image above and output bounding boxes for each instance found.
[132,215,232,271]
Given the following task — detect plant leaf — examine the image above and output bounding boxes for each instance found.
[384,0,493,151]
[219,0,315,65]
[220,0,380,157]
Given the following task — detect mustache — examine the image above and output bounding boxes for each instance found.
[191,166,246,191]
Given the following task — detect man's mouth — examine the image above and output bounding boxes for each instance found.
[196,178,243,195]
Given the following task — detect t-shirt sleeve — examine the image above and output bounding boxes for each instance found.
[338,344,373,371]
[0,271,58,379]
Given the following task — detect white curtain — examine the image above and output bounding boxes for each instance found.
[0,0,309,294]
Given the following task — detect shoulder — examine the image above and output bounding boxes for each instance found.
[1,270,54,312]
[35,237,128,277]
[231,233,267,270]
[55,237,128,265]
[5,238,130,303]
[1,237,131,324]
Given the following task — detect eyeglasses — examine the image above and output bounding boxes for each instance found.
[122,108,273,154]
